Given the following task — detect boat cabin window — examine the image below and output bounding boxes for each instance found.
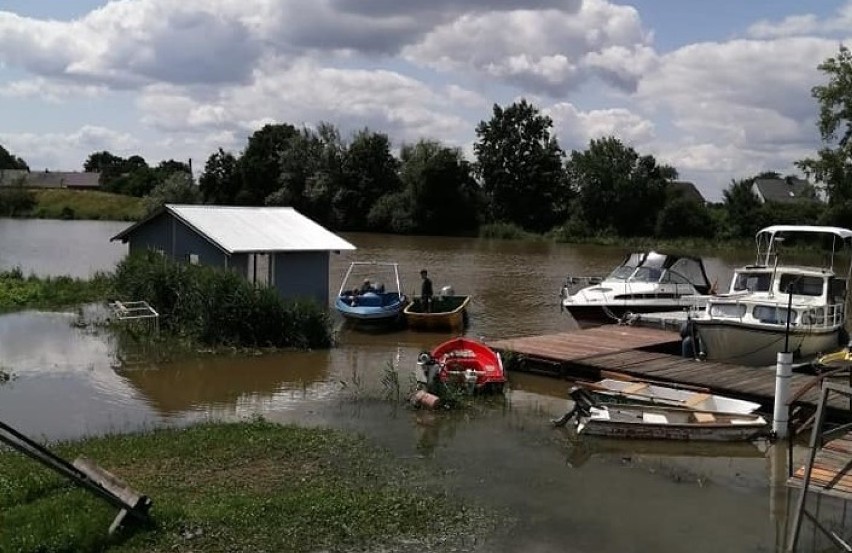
[661,270,691,285]
[778,274,824,296]
[630,267,662,283]
[753,305,795,325]
[709,303,747,318]
[830,277,847,303]
[607,265,636,280]
[732,272,771,292]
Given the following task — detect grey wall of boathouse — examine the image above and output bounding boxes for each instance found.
[122,212,331,307]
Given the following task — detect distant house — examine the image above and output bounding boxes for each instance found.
[753,176,819,204]
[0,170,100,190]
[110,205,356,307]
[667,180,705,204]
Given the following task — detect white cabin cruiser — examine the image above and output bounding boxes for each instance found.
[692,225,852,367]
[560,251,713,326]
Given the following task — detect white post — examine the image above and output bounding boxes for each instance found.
[773,351,793,439]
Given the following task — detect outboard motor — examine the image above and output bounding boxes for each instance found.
[416,352,441,388]
[439,285,454,297]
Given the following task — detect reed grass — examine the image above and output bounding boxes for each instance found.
[0,267,112,312]
[111,253,333,350]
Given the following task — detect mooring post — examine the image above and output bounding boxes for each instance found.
[773,351,793,439]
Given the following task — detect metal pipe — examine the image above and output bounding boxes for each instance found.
[773,351,793,439]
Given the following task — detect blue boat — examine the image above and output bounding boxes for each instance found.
[334,261,408,324]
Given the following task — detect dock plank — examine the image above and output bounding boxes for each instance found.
[489,326,852,415]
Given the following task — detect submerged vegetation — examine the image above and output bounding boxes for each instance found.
[0,268,112,312]
[0,254,333,351]
[0,419,488,553]
[112,253,332,350]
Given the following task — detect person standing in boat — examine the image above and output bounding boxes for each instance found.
[420,269,434,312]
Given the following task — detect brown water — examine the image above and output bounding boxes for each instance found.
[0,220,845,551]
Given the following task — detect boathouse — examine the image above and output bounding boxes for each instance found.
[110,205,356,306]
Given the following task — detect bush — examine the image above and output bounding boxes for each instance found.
[112,253,332,349]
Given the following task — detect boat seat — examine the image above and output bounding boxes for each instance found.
[692,412,716,423]
[622,383,649,395]
[685,393,712,407]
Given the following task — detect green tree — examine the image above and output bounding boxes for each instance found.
[199,148,241,204]
[334,129,401,231]
[655,197,714,238]
[144,172,202,214]
[0,144,28,170]
[399,139,480,234]
[566,136,669,236]
[797,45,852,205]
[239,123,299,205]
[267,123,345,226]
[474,100,566,232]
[721,178,762,238]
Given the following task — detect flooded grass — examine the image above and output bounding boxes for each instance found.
[0,268,112,313]
[0,419,493,553]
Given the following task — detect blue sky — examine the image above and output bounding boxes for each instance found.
[1,0,850,201]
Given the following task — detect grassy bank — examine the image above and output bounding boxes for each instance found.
[0,268,112,313]
[31,189,146,221]
[0,419,486,553]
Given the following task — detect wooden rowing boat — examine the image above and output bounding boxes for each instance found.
[577,378,761,414]
[404,295,470,332]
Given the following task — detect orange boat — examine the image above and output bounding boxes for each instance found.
[417,337,506,394]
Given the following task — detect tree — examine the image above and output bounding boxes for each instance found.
[0,144,28,170]
[474,100,567,232]
[721,178,762,238]
[267,123,345,226]
[333,129,401,231]
[199,148,241,204]
[239,123,299,205]
[655,197,714,238]
[144,172,201,214]
[566,137,669,236]
[797,45,852,205]
[399,139,481,234]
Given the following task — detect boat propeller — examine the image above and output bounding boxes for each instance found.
[551,387,595,428]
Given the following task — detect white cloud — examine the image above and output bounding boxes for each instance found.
[545,102,655,151]
[403,0,652,94]
[137,59,474,148]
[0,126,139,169]
[0,77,106,102]
[747,2,852,39]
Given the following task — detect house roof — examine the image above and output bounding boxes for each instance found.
[111,205,356,254]
[668,180,705,203]
[0,170,100,188]
[753,177,816,203]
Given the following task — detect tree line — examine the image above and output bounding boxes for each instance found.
[3,45,852,240]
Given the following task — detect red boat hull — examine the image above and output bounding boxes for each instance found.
[430,337,506,392]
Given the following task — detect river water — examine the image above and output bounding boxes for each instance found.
[0,219,843,551]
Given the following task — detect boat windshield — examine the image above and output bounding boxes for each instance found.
[607,265,637,281]
[732,271,772,292]
[630,266,663,283]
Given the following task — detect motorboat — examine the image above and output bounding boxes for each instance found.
[560,251,713,326]
[334,261,407,325]
[404,285,470,332]
[415,337,506,394]
[557,388,767,442]
[691,225,852,367]
[576,377,761,414]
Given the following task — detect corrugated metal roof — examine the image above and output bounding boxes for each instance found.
[166,205,356,253]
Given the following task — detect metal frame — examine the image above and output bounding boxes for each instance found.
[788,382,852,552]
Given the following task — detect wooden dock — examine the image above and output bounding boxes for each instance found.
[788,431,852,499]
[489,326,852,416]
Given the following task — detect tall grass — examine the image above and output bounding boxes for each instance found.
[0,267,112,312]
[112,253,332,349]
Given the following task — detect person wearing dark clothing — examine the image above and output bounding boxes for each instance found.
[420,269,434,312]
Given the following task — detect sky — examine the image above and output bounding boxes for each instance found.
[1,1,851,202]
